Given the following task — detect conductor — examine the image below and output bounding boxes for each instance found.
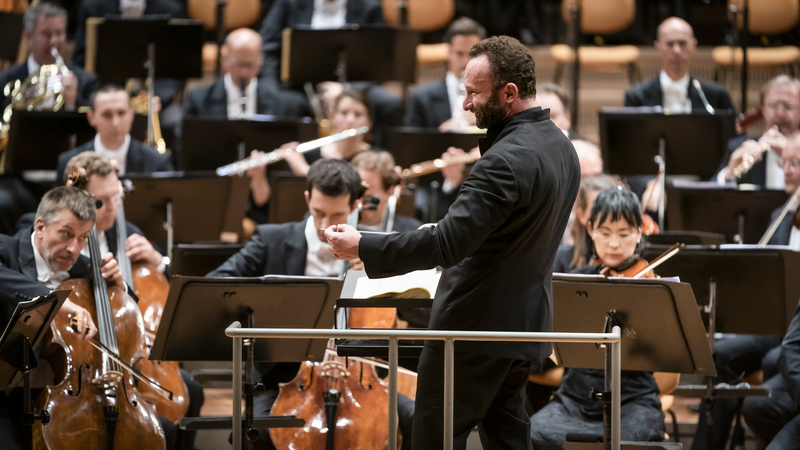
[325,36,580,449]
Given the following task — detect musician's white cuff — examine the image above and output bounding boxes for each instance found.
[716,169,732,184]
[442,179,458,194]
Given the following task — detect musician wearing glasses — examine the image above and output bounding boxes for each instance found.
[183,28,311,120]
[716,76,800,189]
[624,17,734,114]
[54,85,173,186]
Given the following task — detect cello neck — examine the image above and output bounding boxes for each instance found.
[87,225,121,354]
[116,200,135,287]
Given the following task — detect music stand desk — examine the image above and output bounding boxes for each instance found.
[170,243,245,277]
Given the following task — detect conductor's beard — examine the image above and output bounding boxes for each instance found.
[473,89,506,129]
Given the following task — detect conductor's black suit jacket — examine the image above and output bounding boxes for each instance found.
[359,107,581,364]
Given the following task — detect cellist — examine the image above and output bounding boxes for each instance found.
[0,186,104,449]
[530,187,678,449]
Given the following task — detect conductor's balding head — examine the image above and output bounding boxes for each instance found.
[654,17,697,81]
[222,28,263,88]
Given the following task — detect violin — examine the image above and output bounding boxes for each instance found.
[34,170,165,449]
[116,181,189,424]
[598,243,683,279]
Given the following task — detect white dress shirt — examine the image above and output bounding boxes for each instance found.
[304,216,343,277]
[224,74,258,119]
[660,71,691,114]
[32,232,70,289]
[94,133,131,175]
[790,225,800,251]
[311,0,347,28]
[119,0,146,17]
[715,142,785,190]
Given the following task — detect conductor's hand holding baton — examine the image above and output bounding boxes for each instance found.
[324,224,361,261]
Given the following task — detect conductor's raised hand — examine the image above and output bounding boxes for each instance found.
[324,224,361,261]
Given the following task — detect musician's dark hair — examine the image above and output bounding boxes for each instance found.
[571,175,620,269]
[24,2,67,34]
[351,151,400,191]
[589,187,643,230]
[537,82,570,111]
[468,36,536,99]
[89,84,128,110]
[444,17,486,43]
[36,186,96,226]
[307,159,363,206]
[334,86,373,123]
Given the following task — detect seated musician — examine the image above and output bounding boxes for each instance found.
[0,186,109,450]
[208,158,414,450]
[716,75,800,189]
[624,17,734,113]
[351,150,421,233]
[55,84,174,186]
[536,83,579,139]
[0,2,99,111]
[405,17,485,131]
[182,28,311,120]
[530,187,678,449]
[767,295,800,449]
[258,0,401,147]
[693,131,800,450]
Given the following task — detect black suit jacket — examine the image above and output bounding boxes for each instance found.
[405,78,452,128]
[183,77,312,118]
[0,227,90,328]
[781,293,800,407]
[208,221,307,277]
[259,0,384,81]
[716,134,768,186]
[767,206,794,246]
[72,0,186,68]
[55,138,174,186]
[0,62,100,111]
[359,107,581,363]
[624,76,736,112]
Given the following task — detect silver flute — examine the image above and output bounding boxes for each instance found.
[216,126,369,176]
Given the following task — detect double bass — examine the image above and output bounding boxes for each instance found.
[34,170,165,449]
[116,180,189,424]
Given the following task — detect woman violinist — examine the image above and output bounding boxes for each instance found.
[530,187,679,449]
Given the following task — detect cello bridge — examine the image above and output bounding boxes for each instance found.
[92,371,124,389]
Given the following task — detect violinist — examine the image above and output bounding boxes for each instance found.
[0,186,107,449]
[692,132,800,450]
[207,159,415,450]
[530,187,677,449]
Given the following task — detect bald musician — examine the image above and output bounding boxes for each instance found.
[183,28,311,119]
[716,76,800,189]
[625,17,734,113]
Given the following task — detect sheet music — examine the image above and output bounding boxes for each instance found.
[353,269,441,299]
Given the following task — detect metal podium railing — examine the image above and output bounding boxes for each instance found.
[225,324,623,450]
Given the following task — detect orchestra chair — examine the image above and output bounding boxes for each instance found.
[188,0,261,72]
[712,0,800,85]
[550,0,641,85]
[382,0,455,77]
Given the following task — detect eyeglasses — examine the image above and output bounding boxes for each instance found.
[95,192,122,209]
[764,101,798,112]
[592,230,638,243]
[784,158,800,173]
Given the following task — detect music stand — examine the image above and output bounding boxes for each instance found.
[644,231,726,246]
[0,12,23,62]
[0,290,70,450]
[84,17,202,80]
[178,116,316,171]
[170,243,245,277]
[4,111,146,173]
[122,173,250,258]
[666,186,789,244]
[150,275,342,439]
[598,110,736,179]
[281,25,420,84]
[268,171,308,224]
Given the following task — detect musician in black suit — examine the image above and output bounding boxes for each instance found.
[183,28,311,120]
[326,36,581,449]
[55,85,173,186]
[207,158,415,450]
[405,17,486,130]
[715,76,800,189]
[624,17,734,113]
[770,299,800,449]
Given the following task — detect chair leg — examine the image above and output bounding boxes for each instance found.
[666,408,680,443]
[554,63,564,84]
[730,398,746,450]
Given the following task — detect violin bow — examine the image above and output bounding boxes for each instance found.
[758,183,800,246]
[632,243,684,279]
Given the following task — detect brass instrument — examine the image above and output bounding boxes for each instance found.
[129,80,168,155]
[401,151,480,179]
[1,48,69,152]
[216,126,369,176]
[732,125,779,178]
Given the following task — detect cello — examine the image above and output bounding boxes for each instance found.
[34,169,166,449]
[116,180,189,424]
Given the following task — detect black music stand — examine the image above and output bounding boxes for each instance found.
[666,186,789,244]
[268,171,308,224]
[0,290,70,450]
[281,25,420,84]
[598,110,736,179]
[4,111,146,173]
[170,243,245,277]
[178,116,316,171]
[0,12,23,62]
[150,275,342,443]
[644,231,726,246]
[122,173,250,257]
[84,17,202,80]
